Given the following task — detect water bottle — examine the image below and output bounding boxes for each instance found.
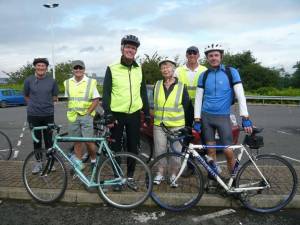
[205,155,222,175]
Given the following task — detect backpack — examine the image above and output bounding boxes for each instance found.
[202,66,236,105]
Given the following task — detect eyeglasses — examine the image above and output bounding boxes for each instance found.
[187,51,198,55]
[73,66,84,70]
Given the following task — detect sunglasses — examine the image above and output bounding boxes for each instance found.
[187,51,198,55]
[73,66,84,70]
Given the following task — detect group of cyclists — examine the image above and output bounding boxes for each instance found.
[24,34,253,188]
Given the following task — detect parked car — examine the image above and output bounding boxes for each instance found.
[0,89,26,108]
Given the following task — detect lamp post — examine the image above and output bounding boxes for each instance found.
[43,3,59,79]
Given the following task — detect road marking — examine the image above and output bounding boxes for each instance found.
[12,121,27,159]
[281,155,300,163]
[13,150,19,159]
[132,211,165,223]
[277,130,292,135]
[192,209,236,222]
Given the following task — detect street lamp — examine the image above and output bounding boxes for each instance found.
[43,3,59,79]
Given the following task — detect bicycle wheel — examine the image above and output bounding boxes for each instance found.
[22,150,68,203]
[96,152,153,209]
[236,154,298,213]
[150,152,204,211]
[0,130,12,160]
[138,135,153,163]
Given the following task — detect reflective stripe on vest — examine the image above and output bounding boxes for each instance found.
[109,62,143,113]
[64,77,96,122]
[154,80,185,127]
[177,65,207,103]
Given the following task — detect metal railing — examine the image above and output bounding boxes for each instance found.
[57,95,300,105]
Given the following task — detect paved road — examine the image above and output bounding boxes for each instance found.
[0,199,299,225]
[0,103,300,162]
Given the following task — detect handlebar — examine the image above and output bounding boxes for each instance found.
[31,124,62,143]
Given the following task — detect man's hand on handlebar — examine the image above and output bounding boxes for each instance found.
[242,117,253,134]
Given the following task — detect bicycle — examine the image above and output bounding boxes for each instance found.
[93,115,154,163]
[0,130,12,160]
[22,123,153,209]
[150,124,298,213]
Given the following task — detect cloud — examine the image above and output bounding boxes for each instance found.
[0,0,299,77]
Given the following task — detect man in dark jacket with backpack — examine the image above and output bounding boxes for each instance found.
[194,43,253,175]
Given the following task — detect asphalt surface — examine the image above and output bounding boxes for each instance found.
[0,199,300,225]
[0,103,299,162]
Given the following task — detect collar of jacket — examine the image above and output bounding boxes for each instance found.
[207,64,226,72]
[120,56,139,68]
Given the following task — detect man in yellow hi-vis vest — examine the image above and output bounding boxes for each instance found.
[64,60,100,171]
[153,58,190,188]
[175,46,207,126]
[102,35,150,191]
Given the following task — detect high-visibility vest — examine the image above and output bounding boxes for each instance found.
[154,80,185,127]
[177,65,207,104]
[64,77,97,122]
[109,62,143,113]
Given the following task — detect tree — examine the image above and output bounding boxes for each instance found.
[7,63,35,84]
[291,61,300,88]
[54,61,73,86]
[240,64,280,90]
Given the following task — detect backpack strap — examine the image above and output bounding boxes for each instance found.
[202,69,210,89]
[225,66,233,88]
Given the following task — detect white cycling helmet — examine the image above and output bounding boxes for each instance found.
[204,43,224,55]
[158,58,177,67]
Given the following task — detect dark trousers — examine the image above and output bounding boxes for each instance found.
[110,111,140,177]
[27,115,54,160]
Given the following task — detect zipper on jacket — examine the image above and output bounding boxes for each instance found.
[128,67,133,113]
[214,71,217,96]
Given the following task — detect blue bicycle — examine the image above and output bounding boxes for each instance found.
[22,123,153,209]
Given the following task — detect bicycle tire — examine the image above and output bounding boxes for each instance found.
[236,154,298,213]
[0,130,13,160]
[22,150,68,203]
[150,152,204,211]
[96,152,153,209]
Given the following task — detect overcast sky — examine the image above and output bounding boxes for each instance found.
[0,0,299,77]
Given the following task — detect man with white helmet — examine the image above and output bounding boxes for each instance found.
[194,43,253,176]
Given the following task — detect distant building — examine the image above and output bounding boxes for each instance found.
[0,78,8,84]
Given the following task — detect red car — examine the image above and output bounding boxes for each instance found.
[139,86,240,161]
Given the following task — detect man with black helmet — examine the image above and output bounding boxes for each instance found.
[24,58,59,174]
[102,35,150,190]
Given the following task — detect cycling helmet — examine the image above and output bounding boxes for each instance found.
[33,58,49,66]
[158,58,177,67]
[204,43,224,55]
[121,34,140,47]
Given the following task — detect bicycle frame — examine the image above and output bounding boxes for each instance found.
[31,126,126,189]
[172,142,271,194]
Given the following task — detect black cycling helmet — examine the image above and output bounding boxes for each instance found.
[33,58,49,66]
[121,34,140,48]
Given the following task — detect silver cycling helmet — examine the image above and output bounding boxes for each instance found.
[121,34,140,48]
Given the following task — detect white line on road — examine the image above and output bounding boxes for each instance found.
[281,155,300,163]
[13,150,19,159]
[12,121,27,159]
[17,140,22,146]
[277,130,292,135]
[192,209,236,222]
